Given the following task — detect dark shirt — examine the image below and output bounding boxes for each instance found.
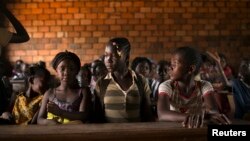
[232,79,250,119]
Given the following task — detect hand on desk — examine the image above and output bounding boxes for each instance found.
[182,111,231,128]
[182,111,205,128]
[208,112,231,125]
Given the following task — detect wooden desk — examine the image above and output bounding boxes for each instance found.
[1,120,249,141]
[0,122,207,141]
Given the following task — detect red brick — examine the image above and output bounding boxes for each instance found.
[56,8,67,13]
[68,7,79,13]
[27,3,38,8]
[38,49,49,56]
[38,27,49,32]
[80,19,92,25]
[39,3,49,8]
[45,32,56,38]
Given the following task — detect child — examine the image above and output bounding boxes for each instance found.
[131,56,160,117]
[157,46,231,128]
[231,58,250,120]
[77,63,91,88]
[37,51,91,125]
[0,64,50,125]
[156,60,171,83]
[90,59,108,93]
[94,37,153,123]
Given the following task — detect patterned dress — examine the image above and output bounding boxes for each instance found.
[47,89,83,124]
[12,92,43,125]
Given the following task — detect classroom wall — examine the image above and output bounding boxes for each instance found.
[4,0,250,72]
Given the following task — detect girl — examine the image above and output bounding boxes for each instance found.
[94,37,153,123]
[0,64,50,125]
[157,46,231,128]
[37,51,91,125]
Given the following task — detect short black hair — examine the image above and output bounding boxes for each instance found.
[131,57,152,72]
[173,46,202,75]
[26,64,51,81]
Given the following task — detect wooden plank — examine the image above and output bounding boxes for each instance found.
[0,122,207,141]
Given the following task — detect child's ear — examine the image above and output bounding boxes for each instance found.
[28,76,34,84]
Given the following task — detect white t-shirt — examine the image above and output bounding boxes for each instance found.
[158,80,214,113]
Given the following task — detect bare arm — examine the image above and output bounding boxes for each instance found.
[157,93,187,122]
[48,88,91,122]
[203,92,231,124]
[206,51,231,87]
[37,90,59,125]
[0,6,29,43]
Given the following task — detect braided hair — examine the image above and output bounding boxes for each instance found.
[107,37,131,66]
[51,50,81,72]
[26,64,51,81]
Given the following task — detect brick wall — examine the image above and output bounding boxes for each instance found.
[4,0,250,73]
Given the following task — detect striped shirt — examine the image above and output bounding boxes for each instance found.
[95,70,151,123]
[158,80,213,114]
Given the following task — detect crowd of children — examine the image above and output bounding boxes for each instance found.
[1,4,249,128]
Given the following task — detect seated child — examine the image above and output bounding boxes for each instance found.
[37,51,91,125]
[0,64,50,124]
[157,46,231,128]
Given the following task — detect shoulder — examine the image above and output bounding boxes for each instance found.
[15,92,25,100]
[159,80,173,89]
[198,80,214,95]
[96,73,110,85]
[158,80,174,94]
[199,80,213,87]
[134,72,147,85]
[43,88,54,100]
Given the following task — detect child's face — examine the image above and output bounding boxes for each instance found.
[104,45,122,72]
[32,75,49,94]
[77,69,90,87]
[157,63,171,81]
[135,61,150,77]
[169,53,189,81]
[239,60,250,80]
[56,59,79,85]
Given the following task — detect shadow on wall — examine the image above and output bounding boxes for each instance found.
[0,0,16,77]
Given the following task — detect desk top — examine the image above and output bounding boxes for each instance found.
[0,120,249,141]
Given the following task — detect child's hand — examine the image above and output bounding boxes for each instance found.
[0,112,13,120]
[209,113,231,125]
[46,119,60,125]
[206,51,221,64]
[182,111,205,128]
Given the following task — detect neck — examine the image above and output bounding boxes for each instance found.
[177,76,196,94]
[113,67,129,79]
[59,79,79,90]
[26,87,40,98]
